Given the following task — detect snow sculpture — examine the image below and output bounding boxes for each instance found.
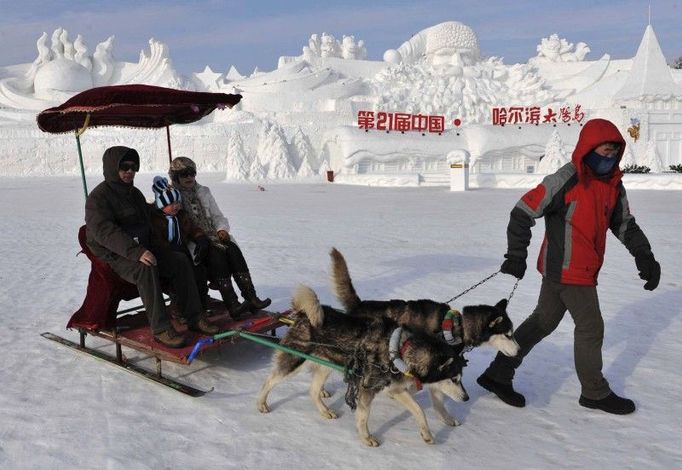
[373,21,557,124]
[301,33,366,60]
[341,35,367,60]
[383,21,480,66]
[640,141,664,172]
[92,36,116,85]
[257,123,296,179]
[537,130,570,174]
[224,132,250,180]
[291,128,318,175]
[531,34,590,63]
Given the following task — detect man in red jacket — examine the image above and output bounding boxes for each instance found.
[477,118,660,414]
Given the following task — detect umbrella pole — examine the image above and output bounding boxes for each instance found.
[75,133,89,198]
[166,125,172,164]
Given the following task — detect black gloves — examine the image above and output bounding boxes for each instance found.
[194,237,210,262]
[635,250,660,291]
[501,254,526,279]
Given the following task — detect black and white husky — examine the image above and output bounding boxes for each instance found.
[257,285,469,447]
[330,247,520,357]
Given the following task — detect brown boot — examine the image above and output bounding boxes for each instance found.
[233,272,271,311]
[154,326,187,348]
[189,314,221,335]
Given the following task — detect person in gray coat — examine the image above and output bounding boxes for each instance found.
[85,146,218,348]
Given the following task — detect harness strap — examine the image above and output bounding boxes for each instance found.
[388,327,422,390]
[442,309,463,346]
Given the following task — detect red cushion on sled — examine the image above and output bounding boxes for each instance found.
[67,226,139,331]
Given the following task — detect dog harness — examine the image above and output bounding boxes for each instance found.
[388,327,422,390]
[442,309,463,347]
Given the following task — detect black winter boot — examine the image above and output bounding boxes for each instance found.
[579,392,635,415]
[234,272,271,311]
[477,373,526,407]
[216,278,251,319]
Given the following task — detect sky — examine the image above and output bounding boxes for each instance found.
[1,0,681,76]
[1,176,681,467]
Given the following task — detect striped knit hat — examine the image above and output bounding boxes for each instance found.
[152,176,181,209]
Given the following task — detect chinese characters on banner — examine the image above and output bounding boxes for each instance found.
[357,111,446,133]
[491,105,585,126]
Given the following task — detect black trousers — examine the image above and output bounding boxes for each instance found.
[483,277,610,399]
[107,251,203,333]
[205,240,249,281]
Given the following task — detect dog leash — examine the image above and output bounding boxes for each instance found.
[444,270,520,305]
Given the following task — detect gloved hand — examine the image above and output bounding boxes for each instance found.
[500,254,526,280]
[194,237,210,262]
[217,230,230,243]
[635,250,660,291]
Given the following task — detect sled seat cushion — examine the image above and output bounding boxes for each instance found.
[67,225,139,331]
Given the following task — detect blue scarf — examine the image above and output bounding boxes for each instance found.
[166,215,181,245]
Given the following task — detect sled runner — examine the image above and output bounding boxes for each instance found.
[38,85,297,396]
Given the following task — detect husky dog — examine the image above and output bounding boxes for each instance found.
[330,247,520,357]
[257,285,469,447]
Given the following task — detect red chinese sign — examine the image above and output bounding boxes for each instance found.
[491,105,585,126]
[358,110,446,133]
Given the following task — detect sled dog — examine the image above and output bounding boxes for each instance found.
[329,247,520,357]
[257,285,469,447]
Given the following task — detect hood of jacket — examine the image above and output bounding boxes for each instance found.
[102,146,140,184]
[571,118,626,182]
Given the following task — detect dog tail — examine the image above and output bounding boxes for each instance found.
[292,285,325,328]
[329,247,361,311]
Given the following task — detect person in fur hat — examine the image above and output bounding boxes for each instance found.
[149,176,218,334]
[169,156,270,318]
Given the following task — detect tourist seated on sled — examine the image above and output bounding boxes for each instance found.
[169,156,270,318]
[149,176,218,321]
[84,146,218,349]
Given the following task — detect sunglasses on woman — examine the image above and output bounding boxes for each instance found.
[177,169,196,178]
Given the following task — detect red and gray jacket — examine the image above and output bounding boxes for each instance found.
[506,119,652,286]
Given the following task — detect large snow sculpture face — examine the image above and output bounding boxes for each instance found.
[383,21,480,66]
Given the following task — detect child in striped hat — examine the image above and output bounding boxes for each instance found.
[150,177,213,318]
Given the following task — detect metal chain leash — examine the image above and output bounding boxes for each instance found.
[444,270,500,304]
[444,270,521,306]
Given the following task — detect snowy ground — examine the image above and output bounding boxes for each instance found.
[1,174,681,469]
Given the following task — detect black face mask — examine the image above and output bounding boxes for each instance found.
[584,150,618,176]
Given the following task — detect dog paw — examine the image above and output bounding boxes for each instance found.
[420,430,435,444]
[257,402,271,414]
[320,408,338,419]
[441,415,461,427]
[320,388,332,398]
[362,435,380,447]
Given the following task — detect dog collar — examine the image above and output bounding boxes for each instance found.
[442,309,463,346]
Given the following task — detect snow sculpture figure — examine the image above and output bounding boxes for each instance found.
[92,36,115,85]
[25,32,52,80]
[374,20,557,124]
[532,34,590,63]
[73,35,92,71]
[537,130,570,174]
[641,141,663,172]
[60,29,75,60]
[383,21,480,66]
[341,35,367,60]
[320,33,341,58]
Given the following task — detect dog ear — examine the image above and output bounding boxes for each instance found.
[495,298,508,312]
[438,357,454,371]
[488,316,504,328]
